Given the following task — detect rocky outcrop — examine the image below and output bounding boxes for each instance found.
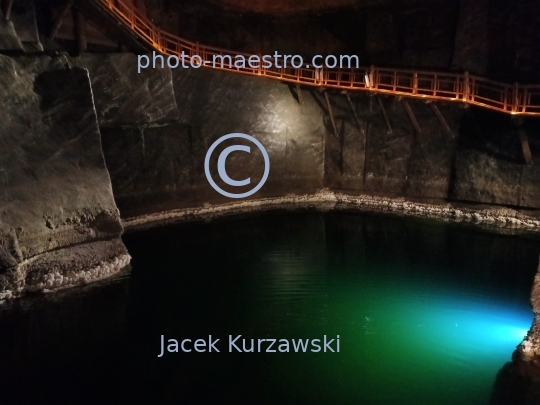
[489,354,540,405]
[490,261,540,405]
[520,265,540,361]
[0,55,129,300]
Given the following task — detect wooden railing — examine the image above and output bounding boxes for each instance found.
[91,0,540,116]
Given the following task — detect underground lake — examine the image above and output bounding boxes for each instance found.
[0,210,538,405]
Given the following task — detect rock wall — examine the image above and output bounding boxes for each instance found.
[71,54,179,127]
[452,0,540,82]
[521,266,540,361]
[1,50,539,302]
[453,111,540,207]
[322,95,461,199]
[96,59,540,217]
[451,0,489,75]
[102,65,325,217]
[0,54,129,300]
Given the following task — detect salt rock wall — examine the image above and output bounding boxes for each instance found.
[452,0,540,82]
[71,54,179,127]
[0,55,129,300]
[322,95,460,199]
[453,110,540,208]
[101,66,325,218]
[96,59,540,217]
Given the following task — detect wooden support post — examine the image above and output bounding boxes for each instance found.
[74,10,87,53]
[296,84,303,105]
[463,71,469,102]
[3,0,13,21]
[50,0,73,40]
[402,100,422,134]
[512,82,519,114]
[75,10,88,53]
[345,93,363,134]
[430,104,454,138]
[377,96,392,134]
[324,91,339,138]
[519,129,533,166]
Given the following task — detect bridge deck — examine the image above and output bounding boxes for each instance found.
[89,0,540,116]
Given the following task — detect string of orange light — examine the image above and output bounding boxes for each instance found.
[92,0,540,116]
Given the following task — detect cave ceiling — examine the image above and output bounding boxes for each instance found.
[167,0,429,15]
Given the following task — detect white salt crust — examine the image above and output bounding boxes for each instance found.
[123,191,540,232]
[0,254,131,301]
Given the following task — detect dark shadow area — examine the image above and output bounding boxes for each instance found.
[287,83,300,104]
[490,355,540,405]
[457,108,523,164]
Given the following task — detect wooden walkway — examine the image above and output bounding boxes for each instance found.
[90,0,540,116]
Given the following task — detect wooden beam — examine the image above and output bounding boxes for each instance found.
[377,96,392,134]
[296,84,303,105]
[324,91,339,138]
[402,100,422,134]
[345,93,363,134]
[3,0,13,21]
[430,103,454,138]
[519,129,533,166]
[49,0,73,40]
[74,9,87,53]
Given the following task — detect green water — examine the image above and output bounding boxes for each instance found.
[0,211,538,405]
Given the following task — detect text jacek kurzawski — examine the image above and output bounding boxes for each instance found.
[157,335,340,357]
